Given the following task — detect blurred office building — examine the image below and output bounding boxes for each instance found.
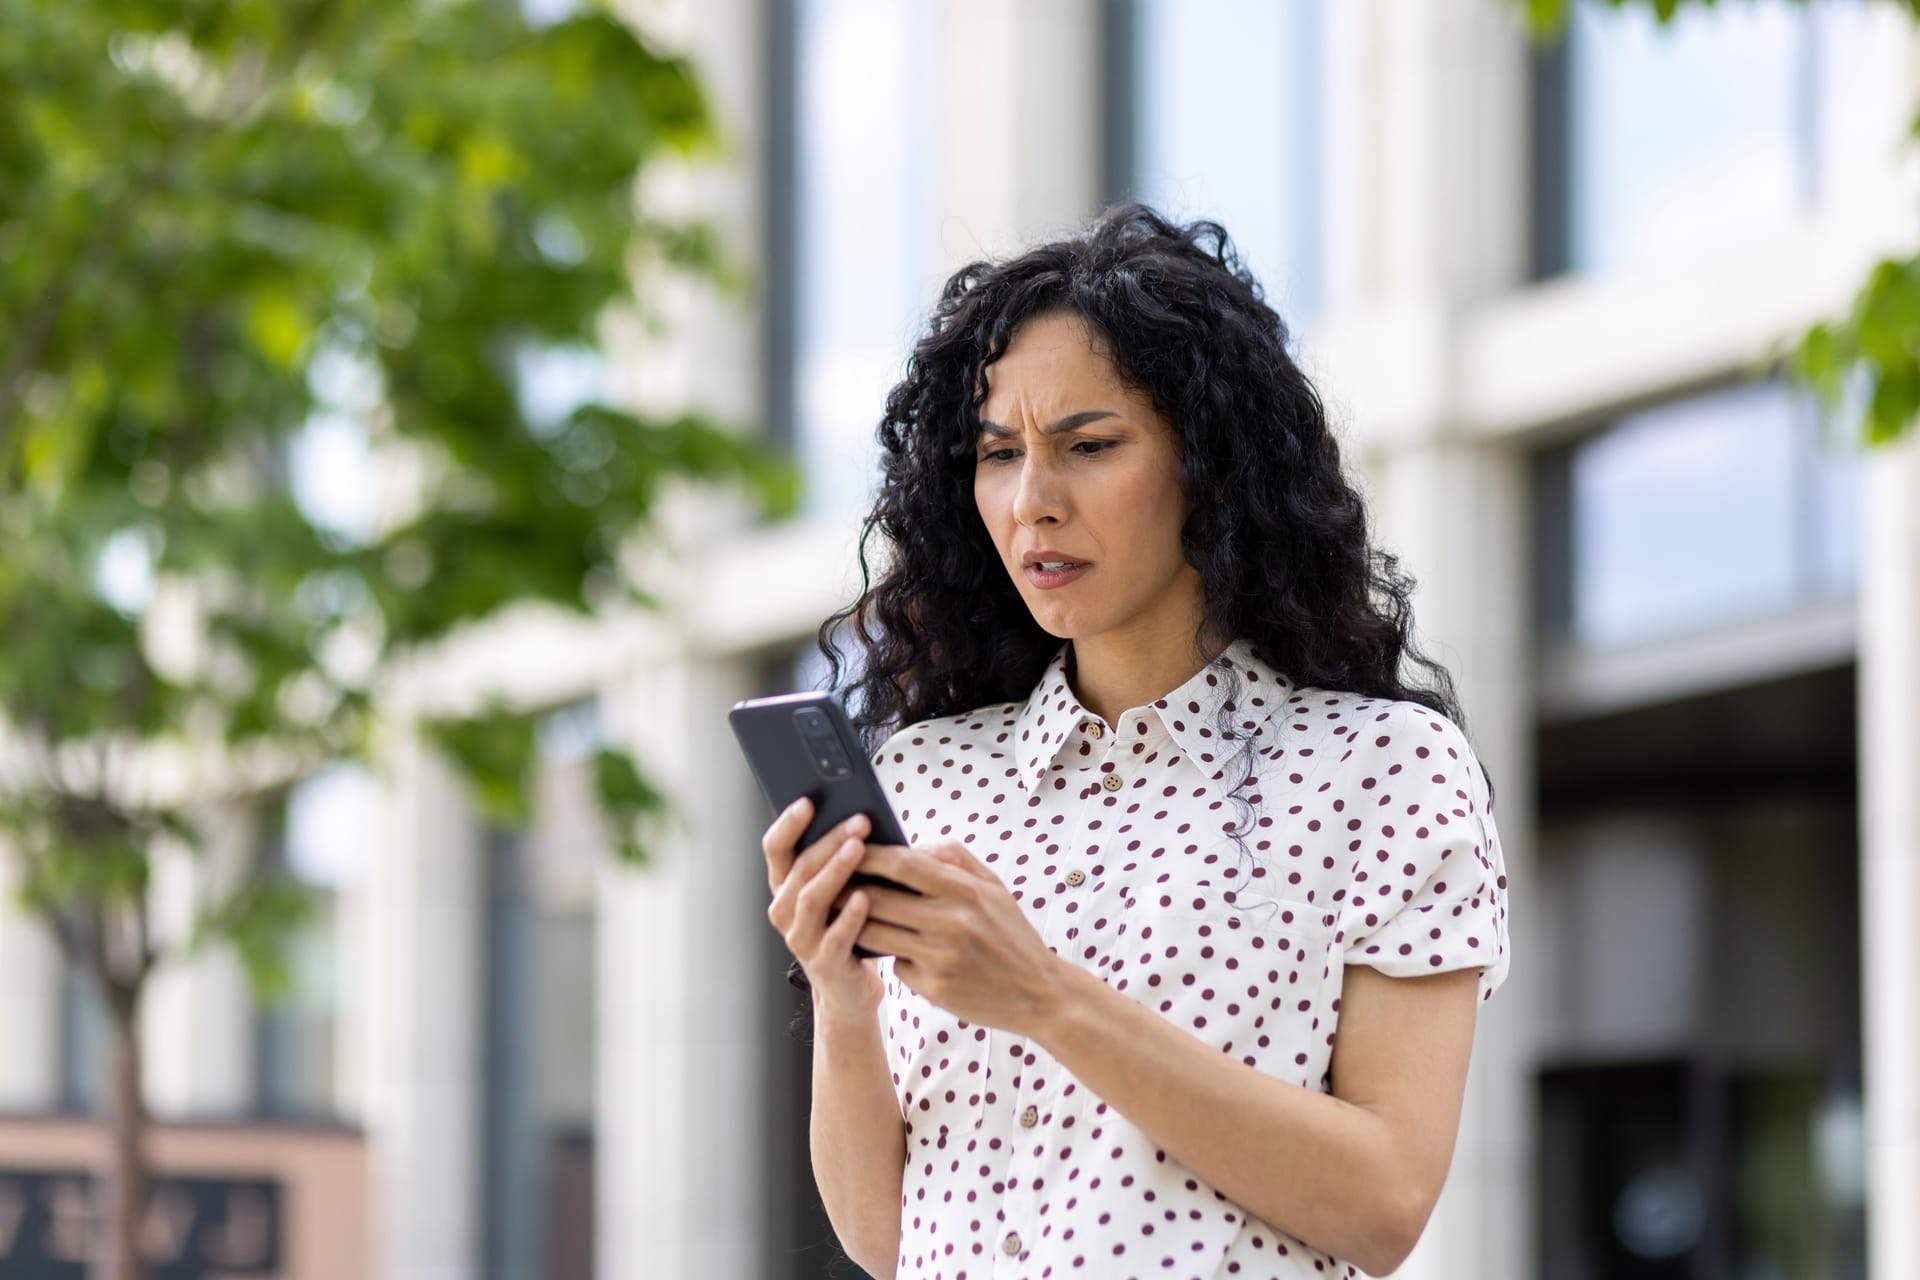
[1,1,1917,1278]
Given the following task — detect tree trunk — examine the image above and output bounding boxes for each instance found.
[100,988,148,1280]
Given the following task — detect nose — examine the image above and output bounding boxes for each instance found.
[1010,452,1066,528]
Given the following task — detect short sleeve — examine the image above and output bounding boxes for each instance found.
[1337,704,1511,1005]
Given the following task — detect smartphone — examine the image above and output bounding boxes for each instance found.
[729,691,920,962]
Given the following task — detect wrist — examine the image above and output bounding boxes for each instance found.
[811,986,881,1037]
[1015,952,1087,1040]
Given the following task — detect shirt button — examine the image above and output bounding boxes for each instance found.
[1101,772,1122,792]
[1065,869,1085,886]
[1086,721,1105,739]
[1019,1105,1038,1127]
[1003,1232,1022,1255]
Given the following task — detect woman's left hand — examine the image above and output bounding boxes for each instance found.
[837,838,1066,1036]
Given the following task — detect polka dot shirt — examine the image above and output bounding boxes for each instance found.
[865,637,1511,1279]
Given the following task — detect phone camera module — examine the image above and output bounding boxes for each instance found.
[793,707,852,780]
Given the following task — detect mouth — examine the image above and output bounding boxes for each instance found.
[1024,561,1092,589]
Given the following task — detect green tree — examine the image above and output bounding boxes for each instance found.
[0,2,792,1277]
[1519,0,1920,444]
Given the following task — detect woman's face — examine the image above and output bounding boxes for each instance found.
[972,310,1202,647]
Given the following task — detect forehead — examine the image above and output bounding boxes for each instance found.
[979,312,1130,406]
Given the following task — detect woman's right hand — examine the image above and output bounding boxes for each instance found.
[762,797,883,1020]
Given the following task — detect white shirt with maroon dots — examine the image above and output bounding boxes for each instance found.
[865,635,1511,1279]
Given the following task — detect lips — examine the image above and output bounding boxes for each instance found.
[1024,561,1093,590]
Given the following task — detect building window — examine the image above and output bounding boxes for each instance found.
[57,962,110,1115]
[1533,0,1898,279]
[1534,804,1865,1276]
[1537,381,1862,650]
[777,0,941,523]
[1120,0,1327,324]
[254,763,374,1119]
[482,697,604,1280]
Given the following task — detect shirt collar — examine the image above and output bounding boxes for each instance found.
[1011,637,1293,791]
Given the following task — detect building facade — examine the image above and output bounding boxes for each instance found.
[1,1,1916,1278]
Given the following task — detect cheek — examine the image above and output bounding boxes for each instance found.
[972,472,1012,534]
[1103,464,1189,544]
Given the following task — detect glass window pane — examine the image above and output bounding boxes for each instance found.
[59,962,110,1114]
[1549,382,1865,649]
[1810,0,1910,213]
[1807,390,1866,597]
[258,771,361,1118]
[793,0,939,521]
[1566,1,1807,276]
[1571,383,1800,646]
[1130,0,1326,322]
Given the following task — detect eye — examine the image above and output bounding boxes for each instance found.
[977,440,1115,464]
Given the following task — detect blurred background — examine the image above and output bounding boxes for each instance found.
[2,0,1918,1278]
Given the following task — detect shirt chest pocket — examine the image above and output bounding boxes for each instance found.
[1107,891,1340,1088]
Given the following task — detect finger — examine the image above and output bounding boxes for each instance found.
[851,913,921,960]
[760,796,813,894]
[831,882,929,933]
[766,807,869,906]
[771,824,860,936]
[928,839,994,880]
[769,818,860,935]
[824,886,869,958]
[797,809,870,867]
[785,834,867,956]
[854,842,973,897]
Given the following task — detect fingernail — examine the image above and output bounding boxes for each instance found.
[839,841,861,860]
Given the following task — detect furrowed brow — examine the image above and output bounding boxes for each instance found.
[976,410,1120,440]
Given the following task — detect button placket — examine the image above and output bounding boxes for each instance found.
[997,1050,1058,1271]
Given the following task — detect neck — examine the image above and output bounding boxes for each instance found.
[1065,620,1230,728]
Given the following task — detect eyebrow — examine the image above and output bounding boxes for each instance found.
[976,410,1120,441]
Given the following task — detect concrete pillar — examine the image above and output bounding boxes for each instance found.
[1331,5,1534,1274]
[0,845,62,1112]
[1366,444,1536,1280]
[932,0,1105,266]
[596,653,766,1279]
[141,805,257,1118]
[366,734,484,1280]
[1328,0,1529,307]
[593,2,780,1274]
[1858,430,1920,1277]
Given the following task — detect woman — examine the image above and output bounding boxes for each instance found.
[759,204,1511,1279]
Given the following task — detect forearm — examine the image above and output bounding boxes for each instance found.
[1024,960,1413,1275]
[808,1000,907,1279]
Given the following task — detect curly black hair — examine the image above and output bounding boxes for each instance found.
[815,202,1490,809]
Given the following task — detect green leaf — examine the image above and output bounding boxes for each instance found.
[191,875,319,1003]
[591,745,676,867]
[423,705,539,826]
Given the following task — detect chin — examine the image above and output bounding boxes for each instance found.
[1026,607,1097,641]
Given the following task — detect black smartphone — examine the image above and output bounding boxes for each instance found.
[728,691,920,962]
